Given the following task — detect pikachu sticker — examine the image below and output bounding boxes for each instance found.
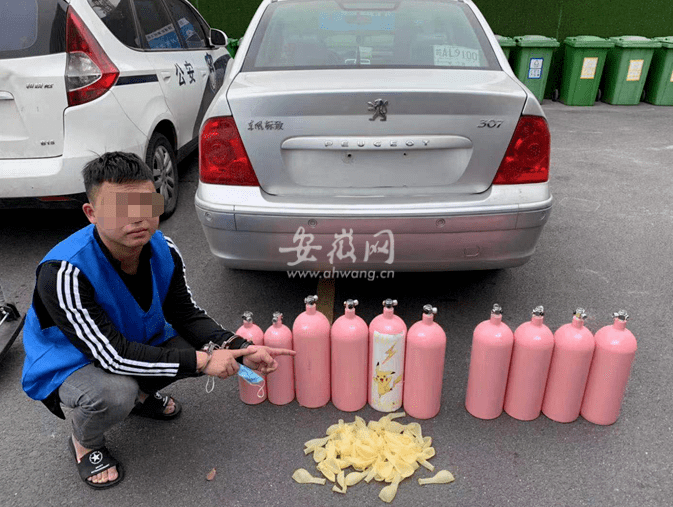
[373,362,403,397]
[370,330,405,412]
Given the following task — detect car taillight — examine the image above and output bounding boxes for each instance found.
[200,117,260,186]
[65,7,119,107]
[492,115,550,184]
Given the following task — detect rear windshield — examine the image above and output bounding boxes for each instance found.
[243,0,500,71]
[0,0,66,59]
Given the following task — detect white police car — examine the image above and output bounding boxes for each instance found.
[0,0,231,218]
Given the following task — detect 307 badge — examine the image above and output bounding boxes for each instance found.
[478,120,504,128]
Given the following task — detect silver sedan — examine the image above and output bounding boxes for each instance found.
[196,0,552,271]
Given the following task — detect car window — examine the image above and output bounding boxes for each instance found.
[0,0,66,59]
[0,0,38,52]
[163,0,208,49]
[133,0,182,50]
[88,0,141,49]
[243,0,499,71]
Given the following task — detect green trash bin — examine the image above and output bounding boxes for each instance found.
[495,35,516,60]
[644,37,673,105]
[559,36,614,106]
[511,35,560,102]
[601,36,661,105]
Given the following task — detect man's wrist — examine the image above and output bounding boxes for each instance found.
[195,350,208,373]
[222,334,253,350]
[226,335,254,364]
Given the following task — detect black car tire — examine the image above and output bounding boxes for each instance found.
[146,132,178,220]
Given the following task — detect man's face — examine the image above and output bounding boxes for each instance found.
[84,181,164,250]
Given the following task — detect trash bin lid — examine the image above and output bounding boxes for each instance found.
[609,36,662,48]
[564,35,615,48]
[653,36,673,49]
[495,35,516,47]
[514,35,560,48]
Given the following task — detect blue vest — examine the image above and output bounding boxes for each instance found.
[21,224,177,400]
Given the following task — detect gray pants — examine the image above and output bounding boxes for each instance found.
[58,335,194,449]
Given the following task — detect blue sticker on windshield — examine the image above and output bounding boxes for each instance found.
[320,11,395,31]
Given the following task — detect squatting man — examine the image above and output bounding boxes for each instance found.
[21,152,295,488]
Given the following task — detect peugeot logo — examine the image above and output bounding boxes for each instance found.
[368,99,388,121]
[89,451,103,465]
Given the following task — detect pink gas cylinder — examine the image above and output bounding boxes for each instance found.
[264,312,294,405]
[465,304,514,420]
[331,299,368,412]
[293,295,331,408]
[580,310,637,425]
[542,308,595,423]
[403,305,447,420]
[504,306,554,421]
[369,299,407,413]
[236,311,267,405]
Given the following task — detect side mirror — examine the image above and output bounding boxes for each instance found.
[210,29,228,47]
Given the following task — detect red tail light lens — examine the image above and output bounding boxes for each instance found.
[200,117,260,186]
[65,7,119,107]
[492,115,550,184]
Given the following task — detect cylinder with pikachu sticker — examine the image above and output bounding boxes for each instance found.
[369,299,407,412]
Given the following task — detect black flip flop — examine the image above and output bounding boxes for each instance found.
[68,437,125,489]
[130,391,182,420]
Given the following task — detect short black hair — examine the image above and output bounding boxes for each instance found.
[82,152,154,203]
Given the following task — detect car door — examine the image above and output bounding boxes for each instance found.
[132,0,204,151]
[161,0,230,140]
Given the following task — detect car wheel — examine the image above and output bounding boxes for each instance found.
[551,89,559,102]
[146,132,178,220]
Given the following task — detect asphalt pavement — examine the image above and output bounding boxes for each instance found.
[0,101,672,507]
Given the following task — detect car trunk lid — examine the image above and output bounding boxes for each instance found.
[227,68,527,197]
[0,55,67,159]
[0,0,68,160]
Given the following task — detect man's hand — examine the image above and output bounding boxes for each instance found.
[198,348,256,379]
[242,345,296,375]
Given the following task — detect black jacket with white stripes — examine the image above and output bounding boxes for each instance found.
[33,228,238,403]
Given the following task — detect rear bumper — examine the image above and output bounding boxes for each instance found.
[0,155,92,201]
[195,183,552,271]
[0,193,87,210]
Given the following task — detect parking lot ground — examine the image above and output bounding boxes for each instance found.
[0,101,672,507]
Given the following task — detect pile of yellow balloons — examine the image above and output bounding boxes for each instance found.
[292,412,455,503]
